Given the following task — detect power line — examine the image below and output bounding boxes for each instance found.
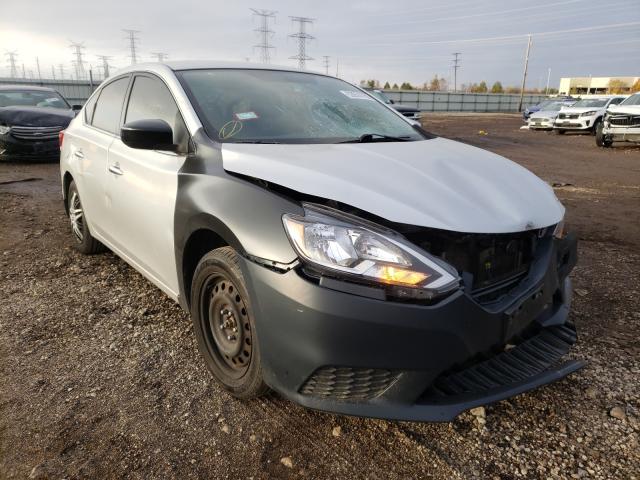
[4,51,18,78]
[69,41,86,80]
[289,16,315,69]
[251,9,277,64]
[97,55,113,78]
[151,52,168,62]
[322,55,330,75]
[452,52,461,92]
[123,29,141,65]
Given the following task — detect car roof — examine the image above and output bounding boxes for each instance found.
[113,61,317,78]
[0,84,59,92]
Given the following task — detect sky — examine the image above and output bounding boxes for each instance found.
[1,0,639,89]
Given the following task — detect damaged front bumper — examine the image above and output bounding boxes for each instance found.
[243,232,582,422]
[0,132,61,161]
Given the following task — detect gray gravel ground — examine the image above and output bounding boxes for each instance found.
[1,115,638,479]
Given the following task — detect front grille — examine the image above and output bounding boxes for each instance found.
[401,228,544,297]
[558,113,579,120]
[421,323,577,400]
[609,115,640,127]
[300,366,400,401]
[10,125,63,141]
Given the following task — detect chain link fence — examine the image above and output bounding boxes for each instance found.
[384,90,548,113]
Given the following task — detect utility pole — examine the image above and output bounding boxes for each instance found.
[97,55,112,78]
[452,52,461,92]
[545,68,551,95]
[151,52,168,62]
[517,34,532,112]
[335,58,339,78]
[51,65,56,80]
[4,51,19,78]
[36,57,42,82]
[58,64,65,80]
[322,56,330,75]
[123,29,141,65]
[70,41,86,80]
[22,64,26,79]
[289,16,315,69]
[251,9,277,64]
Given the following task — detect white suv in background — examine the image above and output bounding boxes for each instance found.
[596,92,640,147]
[554,96,626,135]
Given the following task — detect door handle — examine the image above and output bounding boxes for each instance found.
[73,150,84,159]
[108,164,123,176]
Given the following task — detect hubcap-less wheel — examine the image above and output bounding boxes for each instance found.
[203,276,253,379]
[69,191,84,242]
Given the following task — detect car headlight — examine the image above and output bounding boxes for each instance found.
[282,204,459,299]
[0,125,11,135]
[580,111,597,117]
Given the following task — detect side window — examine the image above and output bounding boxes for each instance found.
[609,98,624,105]
[92,77,129,134]
[84,92,99,124]
[125,75,189,152]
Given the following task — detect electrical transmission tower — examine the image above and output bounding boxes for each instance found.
[289,16,315,69]
[5,51,19,78]
[58,64,65,80]
[97,55,113,78]
[251,9,277,64]
[151,52,168,62]
[123,29,141,65]
[452,52,461,92]
[322,56,330,75]
[70,42,87,79]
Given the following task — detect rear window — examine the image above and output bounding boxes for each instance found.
[91,77,130,134]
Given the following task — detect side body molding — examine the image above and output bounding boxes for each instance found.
[174,130,303,309]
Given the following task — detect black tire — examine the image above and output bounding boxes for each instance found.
[591,117,602,136]
[595,122,612,148]
[555,129,566,135]
[67,181,104,254]
[190,246,269,399]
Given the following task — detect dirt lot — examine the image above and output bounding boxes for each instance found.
[1,114,638,479]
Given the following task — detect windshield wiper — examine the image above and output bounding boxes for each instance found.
[232,140,283,144]
[339,133,413,143]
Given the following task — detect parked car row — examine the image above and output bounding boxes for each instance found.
[525,94,640,147]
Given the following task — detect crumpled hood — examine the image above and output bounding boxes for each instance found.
[607,104,640,115]
[530,110,560,119]
[0,106,74,127]
[221,137,564,233]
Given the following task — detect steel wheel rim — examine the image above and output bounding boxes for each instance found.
[201,275,253,379]
[69,191,84,242]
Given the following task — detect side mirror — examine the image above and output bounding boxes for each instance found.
[121,119,175,151]
[71,104,83,111]
[388,99,395,104]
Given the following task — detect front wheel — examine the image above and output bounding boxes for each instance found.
[591,117,602,136]
[595,122,612,148]
[190,247,269,399]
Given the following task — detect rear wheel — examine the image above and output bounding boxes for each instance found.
[595,122,612,148]
[191,247,269,399]
[67,181,104,254]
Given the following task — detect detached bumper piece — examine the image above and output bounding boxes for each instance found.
[422,323,582,401]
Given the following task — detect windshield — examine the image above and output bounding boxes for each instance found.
[542,102,566,112]
[571,98,608,108]
[620,93,640,106]
[0,90,70,109]
[177,69,426,144]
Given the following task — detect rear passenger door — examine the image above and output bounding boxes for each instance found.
[104,73,190,298]
[69,75,130,241]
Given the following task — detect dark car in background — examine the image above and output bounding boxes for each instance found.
[365,88,422,121]
[523,96,575,121]
[0,85,80,161]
